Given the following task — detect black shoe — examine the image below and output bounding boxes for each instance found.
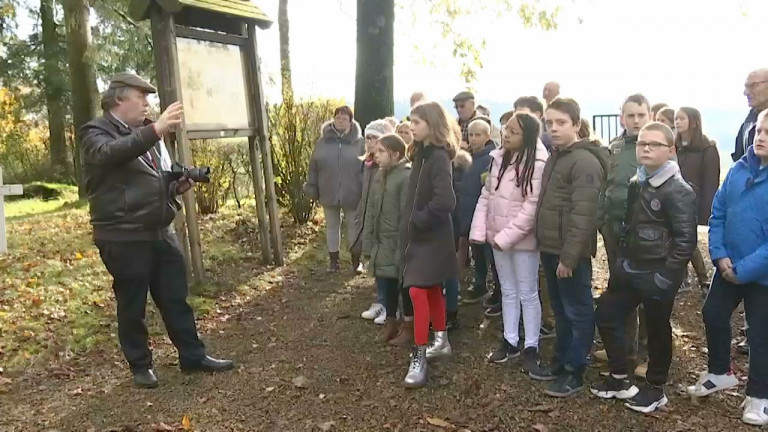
[327,252,340,273]
[484,304,502,317]
[544,371,584,397]
[624,384,668,413]
[540,323,556,339]
[590,374,639,399]
[446,311,459,331]
[528,361,563,382]
[133,369,159,388]
[181,356,235,373]
[737,339,750,355]
[522,347,548,378]
[462,288,487,304]
[488,338,520,363]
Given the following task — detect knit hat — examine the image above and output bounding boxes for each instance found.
[364,119,395,138]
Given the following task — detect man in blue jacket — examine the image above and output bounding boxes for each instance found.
[687,109,768,426]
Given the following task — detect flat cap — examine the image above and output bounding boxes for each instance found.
[108,72,157,93]
[452,91,474,102]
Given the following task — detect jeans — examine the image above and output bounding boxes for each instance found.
[494,249,541,349]
[540,252,594,374]
[322,205,357,253]
[444,277,460,313]
[471,243,500,293]
[703,272,768,398]
[95,235,206,372]
[596,264,682,386]
[376,277,400,318]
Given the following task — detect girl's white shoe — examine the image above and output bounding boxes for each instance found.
[361,303,384,320]
[742,396,768,426]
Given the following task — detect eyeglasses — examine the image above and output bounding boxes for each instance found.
[745,80,768,91]
[637,141,672,150]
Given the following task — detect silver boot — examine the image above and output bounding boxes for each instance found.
[403,345,428,388]
[426,331,452,359]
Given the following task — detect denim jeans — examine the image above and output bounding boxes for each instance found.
[376,277,400,318]
[540,252,595,374]
[444,277,460,313]
[703,272,768,398]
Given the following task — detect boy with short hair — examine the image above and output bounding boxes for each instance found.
[458,120,500,305]
[687,109,768,426]
[533,97,609,397]
[514,96,552,151]
[592,122,696,413]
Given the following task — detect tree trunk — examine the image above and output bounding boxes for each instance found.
[278,0,292,103]
[40,0,69,180]
[354,0,394,130]
[63,0,98,198]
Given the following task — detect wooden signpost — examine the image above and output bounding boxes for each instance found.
[0,168,23,254]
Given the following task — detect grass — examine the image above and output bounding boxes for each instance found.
[0,187,280,372]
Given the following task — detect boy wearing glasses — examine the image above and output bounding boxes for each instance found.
[591,122,696,413]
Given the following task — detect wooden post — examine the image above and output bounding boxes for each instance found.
[149,6,205,283]
[240,26,272,265]
[246,23,284,265]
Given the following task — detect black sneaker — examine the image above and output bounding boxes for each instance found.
[590,374,639,399]
[488,338,520,363]
[624,384,668,413]
[462,288,488,304]
[484,304,502,317]
[522,347,548,377]
[528,361,562,382]
[446,311,459,331]
[540,323,556,339]
[544,372,584,398]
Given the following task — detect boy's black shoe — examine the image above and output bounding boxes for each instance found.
[446,311,459,331]
[462,288,487,304]
[488,338,520,363]
[544,371,584,398]
[133,369,159,388]
[590,374,639,399]
[624,384,668,413]
[522,347,550,378]
[484,303,502,317]
[528,361,563,382]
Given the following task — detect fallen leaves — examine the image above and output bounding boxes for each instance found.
[317,421,336,431]
[425,417,455,429]
[181,415,191,430]
[292,375,309,388]
[532,423,549,432]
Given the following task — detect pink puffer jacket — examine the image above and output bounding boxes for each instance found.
[469,142,549,251]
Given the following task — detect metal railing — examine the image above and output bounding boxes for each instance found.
[592,114,621,144]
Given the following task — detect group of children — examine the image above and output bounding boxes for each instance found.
[323,89,768,425]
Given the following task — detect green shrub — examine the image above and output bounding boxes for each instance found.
[190,138,251,214]
[268,97,343,224]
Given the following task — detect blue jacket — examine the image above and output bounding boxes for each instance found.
[732,109,758,162]
[458,140,495,236]
[709,146,768,285]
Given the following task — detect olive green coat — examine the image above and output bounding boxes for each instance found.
[363,161,411,279]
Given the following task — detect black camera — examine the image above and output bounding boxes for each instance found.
[169,162,211,183]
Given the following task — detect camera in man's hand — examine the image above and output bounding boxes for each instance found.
[169,162,212,183]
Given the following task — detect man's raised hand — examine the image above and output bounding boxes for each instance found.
[154,102,184,136]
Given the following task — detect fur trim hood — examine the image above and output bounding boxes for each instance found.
[320,120,363,140]
[453,149,472,169]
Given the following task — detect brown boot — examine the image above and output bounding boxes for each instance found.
[389,320,413,347]
[327,252,340,273]
[377,319,400,343]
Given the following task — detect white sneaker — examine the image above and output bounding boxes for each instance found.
[686,371,739,397]
[742,397,768,426]
[361,303,384,320]
[373,307,387,325]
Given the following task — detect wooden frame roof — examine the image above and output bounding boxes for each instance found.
[130,0,273,29]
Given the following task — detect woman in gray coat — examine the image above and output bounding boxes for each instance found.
[304,106,365,271]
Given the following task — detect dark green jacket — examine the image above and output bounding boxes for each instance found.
[535,139,609,269]
[363,161,411,279]
[604,133,639,223]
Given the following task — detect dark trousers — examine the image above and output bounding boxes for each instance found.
[377,277,401,318]
[596,266,681,386]
[471,243,500,294]
[601,223,645,361]
[96,235,206,372]
[541,252,595,374]
[703,273,768,398]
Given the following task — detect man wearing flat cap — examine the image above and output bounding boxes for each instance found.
[80,72,233,388]
[453,91,478,148]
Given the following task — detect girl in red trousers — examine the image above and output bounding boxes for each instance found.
[469,113,549,376]
[400,101,460,388]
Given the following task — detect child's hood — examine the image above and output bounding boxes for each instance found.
[453,149,472,169]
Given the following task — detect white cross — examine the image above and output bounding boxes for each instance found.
[0,168,23,254]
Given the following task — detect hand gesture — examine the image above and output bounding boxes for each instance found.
[556,261,573,279]
[716,257,733,274]
[154,102,184,136]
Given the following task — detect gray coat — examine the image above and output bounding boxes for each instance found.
[304,121,365,209]
[399,145,458,288]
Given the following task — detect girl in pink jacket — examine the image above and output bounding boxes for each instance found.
[469,112,549,375]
